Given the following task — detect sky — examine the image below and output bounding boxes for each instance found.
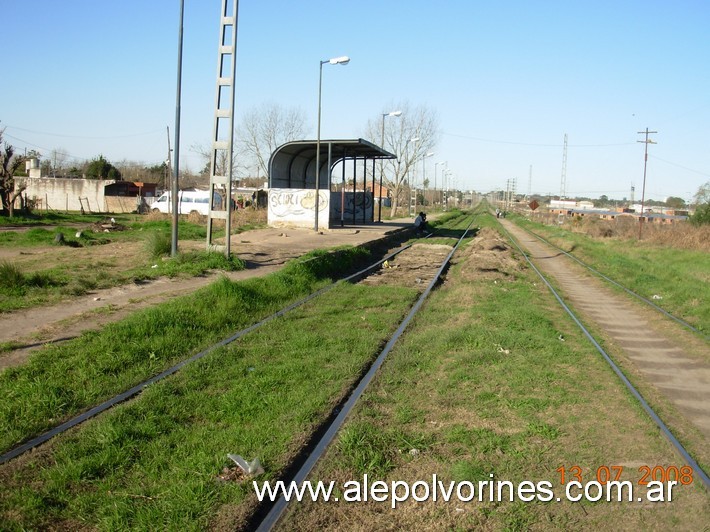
[3,0,709,202]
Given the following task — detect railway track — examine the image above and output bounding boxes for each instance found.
[0,214,475,467]
[516,223,707,339]
[4,208,705,528]
[253,216,478,530]
[497,219,710,491]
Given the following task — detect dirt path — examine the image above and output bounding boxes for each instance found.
[501,219,710,438]
[0,222,412,370]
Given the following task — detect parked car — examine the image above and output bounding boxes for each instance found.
[151,190,222,215]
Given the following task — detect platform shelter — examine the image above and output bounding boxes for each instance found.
[267,138,396,230]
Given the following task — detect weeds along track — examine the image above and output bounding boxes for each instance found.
[516,224,707,339]
[497,221,710,490]
[0,212,478,467]
[253,215,479,530]
[0,211,480,529]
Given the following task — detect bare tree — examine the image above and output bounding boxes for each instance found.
[49,148,69,177]
[189,141,244,185]
[693,181,710,207]
[236,102,307,180]
[0,129,26,217]
[364,102,439,217]
[191,103,306,186]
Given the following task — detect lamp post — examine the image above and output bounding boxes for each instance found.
[422,152,434,207]
[379,110,401,222]
[408,137,420,216]
[443,169,452,210]
[315,55,350,232]
[434,161,444,209]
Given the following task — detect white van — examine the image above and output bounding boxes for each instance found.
[150,190,222,216]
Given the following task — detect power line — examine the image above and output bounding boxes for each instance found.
[3,124,164,140]
[440,131,635,148]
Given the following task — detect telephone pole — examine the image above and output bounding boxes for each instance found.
[637,128,657,240]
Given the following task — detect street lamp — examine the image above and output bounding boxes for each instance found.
[378,110,402,222]
[408,137,420,216]
[422,152,434,207]
[443,169,452,210]
[315,55,350,231]
[434,161,445,208]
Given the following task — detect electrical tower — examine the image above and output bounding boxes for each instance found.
[560,133,568,199]
[528,165,532,199]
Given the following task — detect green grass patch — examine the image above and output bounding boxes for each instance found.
[0,281,419,529]
[284,217,708,530]
[0,247,369,454]
[512,214,710,333]
[0,250,245,313]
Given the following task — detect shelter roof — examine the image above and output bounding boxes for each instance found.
[268,138,395,189]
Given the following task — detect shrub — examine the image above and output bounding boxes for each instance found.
[145,230,171,258]
[0,261,24,288]
[690,204,710,227]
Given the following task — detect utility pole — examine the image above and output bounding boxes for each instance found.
[528,165,532,199]
[171,0,185,257]
[637,128,657,240]
[560,133,568,199]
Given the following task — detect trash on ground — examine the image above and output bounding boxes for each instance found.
[228,454,264,476]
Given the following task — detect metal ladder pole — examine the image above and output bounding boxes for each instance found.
[206,0,239,256]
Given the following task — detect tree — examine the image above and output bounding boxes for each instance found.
[191,102,306,185]
[236,102,307,179]
[364,102,439,217]
[689,181,710,226]
[0,128,27,217]
[690,204,710,226]
[692,181,710,207]
[665,196,686,209]
[85,155,121,180]
[49,148,69,177]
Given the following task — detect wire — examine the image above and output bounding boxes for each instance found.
[4,124,164,140]
[441,131,636,148]
[649,155,709,177]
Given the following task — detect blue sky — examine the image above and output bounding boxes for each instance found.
[3,0,709,202]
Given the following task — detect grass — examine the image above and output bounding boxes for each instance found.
[0,219,206,248]
[512,213,710,333]
[3,208,707,528]
[0,212,140,227]
[0,281,420,530]
[0,247,371,455]
[0,250,244,313]
[0,212,267,312]
[284,214,709,530]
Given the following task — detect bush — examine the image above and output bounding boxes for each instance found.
[0,261,24,289]
[145,230,171,258]
[690,204,710,226]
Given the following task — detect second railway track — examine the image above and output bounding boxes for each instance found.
[2,208,708,530]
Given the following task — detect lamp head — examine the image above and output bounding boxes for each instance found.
[329,56,350,65]
[389,110,402,117]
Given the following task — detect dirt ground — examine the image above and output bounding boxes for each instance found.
[359,243,454,291]
[0,222,413,370]
[501,219,710,440]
